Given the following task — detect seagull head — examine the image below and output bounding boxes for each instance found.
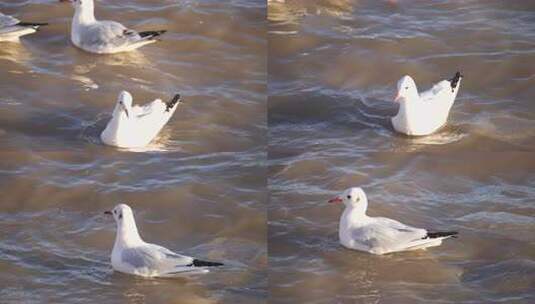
[60,0,94,15]
[116,90,133,119]
[328,187,368,208]
[394,75,418,102]
[104,203,134,224]
[104,203,143,245]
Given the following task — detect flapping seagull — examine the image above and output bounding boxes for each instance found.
[391,72,463,136]
[328,187,458,255]
[104,204,223,278]
[0,11,47,41]
[100,90,182,148]
[60,0,166,54]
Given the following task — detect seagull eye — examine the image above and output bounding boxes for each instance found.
[405,86,409,90]
[118,213,123,220]
[347,195,351,199]
[356,197,360,202]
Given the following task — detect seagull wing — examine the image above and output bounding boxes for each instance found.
[0,13,19,28]
[121,244,195,273]
[132,99,166,118]
[374,217,425,233]
[0,12,47,37]
[80,20,142,50]
[351,220,428,254]
[420,72,463,105]
[134,97,179,132]
[419,80,452,102]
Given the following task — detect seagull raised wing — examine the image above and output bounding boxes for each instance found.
[100,91,182,148]
[391,72,463,136]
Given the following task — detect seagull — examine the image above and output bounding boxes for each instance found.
[100,90,182,148]
[104,204,223,278]
[60,0,166,54]
[328,187,458,255]
[0,12,47,42]
[391,72,463,136]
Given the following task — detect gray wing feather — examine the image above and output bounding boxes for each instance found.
[375,217,425,233]
[0,13,19,28]
[121,247,159,269]
[80,21,140,49]
[420,80,451,102]
[352,223,426,250]
[121,245,193,271]
[132,99,164,117]
[156,245,193,266]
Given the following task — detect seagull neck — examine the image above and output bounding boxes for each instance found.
[110,107,129,127]
[395,99,413,119]
[342,204,368,223]
[115,218,143,247]
[116,110,130,122]
[74,5,96,24]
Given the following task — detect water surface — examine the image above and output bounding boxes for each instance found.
[268,0,535,303]
[0,0,266,303]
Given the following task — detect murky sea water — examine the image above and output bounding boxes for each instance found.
[0,0,266,303]
[1,0,535,303]
[269,0,535,303]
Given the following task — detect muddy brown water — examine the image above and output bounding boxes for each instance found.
[268,0,535,303]
[1,0,535,303]
[0,0,266,303]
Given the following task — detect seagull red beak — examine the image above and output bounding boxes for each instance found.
[328,196,343,204]
[393,92,402,102]
[104,211,112,215]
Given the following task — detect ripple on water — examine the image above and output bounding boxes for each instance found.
[0,0,266,303]
[269,1,535,303]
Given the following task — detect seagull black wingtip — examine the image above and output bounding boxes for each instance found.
[139,30,167,40]
[449,71,463,90]
[424,231,459,239]
[165,93,182,112]
[17,22,49,27]
[189,259,224,267]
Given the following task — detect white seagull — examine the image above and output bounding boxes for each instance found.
[391,72,463,136]
[100,90,182,148]
[61,0,166,54]
[104,204,223,278]
[0,12,47,42]
[328,187,458,255]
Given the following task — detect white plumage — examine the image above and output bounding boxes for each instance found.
[329,187,458,255]
[100,90,181,148]
[105,204,223,278]
[0,12,47,42]
[391,72,463,136]
[63,0,166,54]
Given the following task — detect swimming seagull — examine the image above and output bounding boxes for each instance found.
[329,187,458,255]
[104,204,223,278]
[0,12,47,41]
[60,0,166,54]
[391,72,463,136]
[100,90,182,148]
